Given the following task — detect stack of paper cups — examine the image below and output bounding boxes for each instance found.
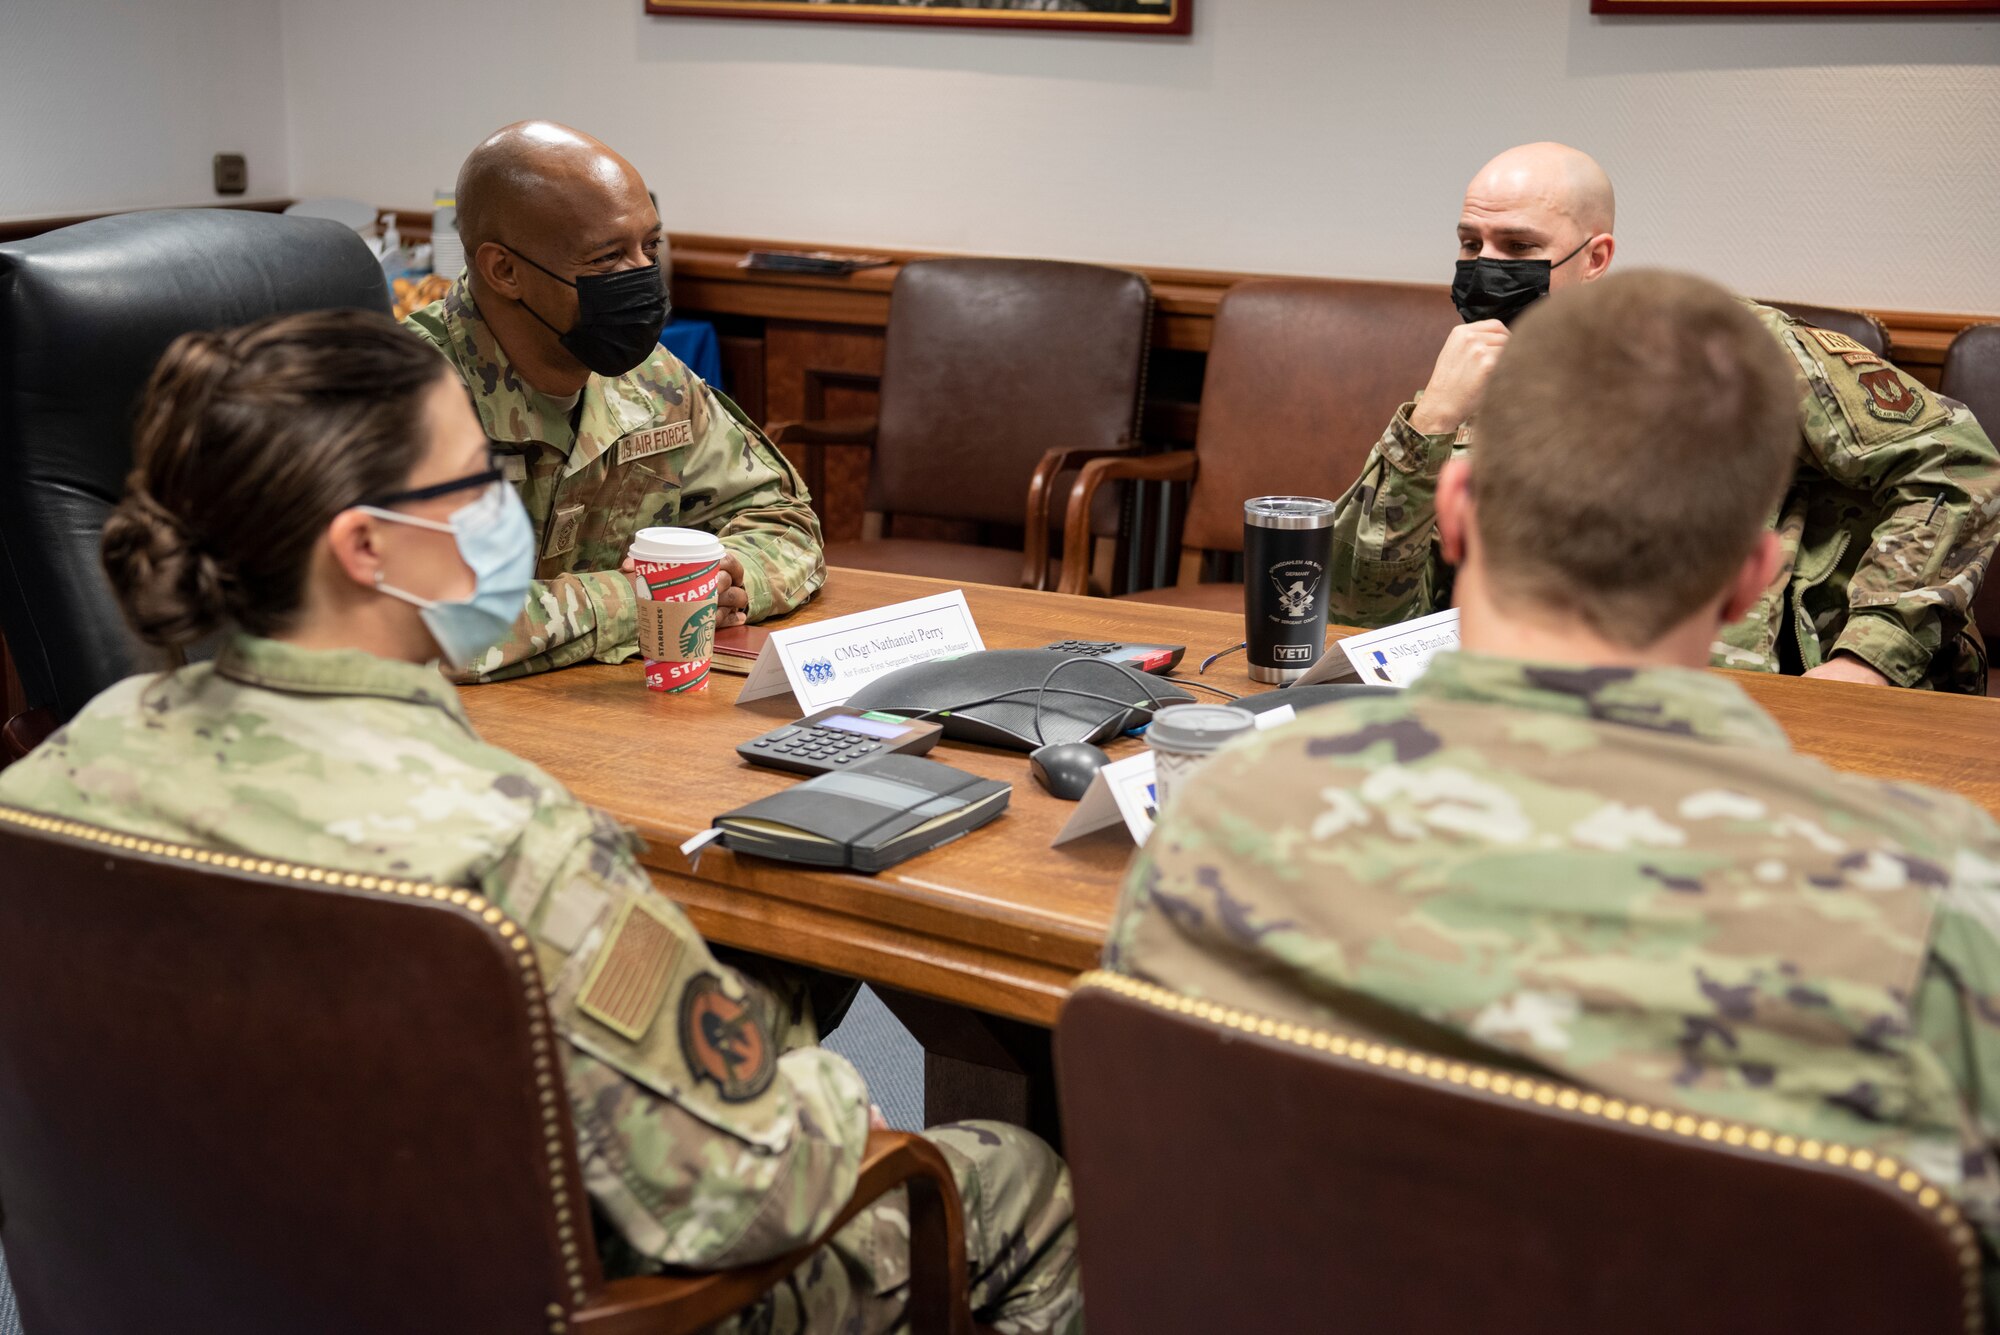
[430,201,465,281]
[628,527,725,693]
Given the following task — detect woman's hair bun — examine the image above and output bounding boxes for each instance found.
[101,487,235,650]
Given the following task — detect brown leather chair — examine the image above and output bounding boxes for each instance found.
[1767,300,1890,358]
[0,805,979,1335]
[1055,278,1459,606]
[1057,970,1981,1335]
[771,258,1151,591]
[1942,322,2000,696]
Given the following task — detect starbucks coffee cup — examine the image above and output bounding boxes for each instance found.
[628,527,725,693]
[1146,703,1256,811]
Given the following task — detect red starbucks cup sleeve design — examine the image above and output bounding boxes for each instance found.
[628,527,726,694]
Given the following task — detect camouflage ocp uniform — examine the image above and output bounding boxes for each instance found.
[405,277,825,683]
[0,638,1081,1335]
[1326,303,2000,691]
[1108,651,2000,1304]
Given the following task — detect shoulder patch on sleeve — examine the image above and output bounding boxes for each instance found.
[679,972,777,1102]
[577,893,686,1041]
[1823,358,1947,441]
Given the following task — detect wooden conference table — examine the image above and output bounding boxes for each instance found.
[461,568,2000,1033]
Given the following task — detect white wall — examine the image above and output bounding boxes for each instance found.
[11,0,1992,312]
[278,0,2000,313]
[0,0,291,217]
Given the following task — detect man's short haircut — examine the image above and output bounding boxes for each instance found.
[1472,269,1801,647]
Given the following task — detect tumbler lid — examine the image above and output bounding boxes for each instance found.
[1244,496,1337,530]
[1146,704,1257,756]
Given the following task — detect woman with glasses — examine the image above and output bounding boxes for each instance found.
[0,309,1082,1335]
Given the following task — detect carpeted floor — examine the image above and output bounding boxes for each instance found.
[822,984,926,1131]
[0,986,923,1330]
[0,1240,18,1335]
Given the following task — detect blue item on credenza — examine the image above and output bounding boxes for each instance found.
[660,317,723,389]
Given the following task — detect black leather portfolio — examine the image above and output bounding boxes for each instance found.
[713,755,1010,873]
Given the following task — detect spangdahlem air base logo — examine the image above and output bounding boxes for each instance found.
[1270,562,1325,621]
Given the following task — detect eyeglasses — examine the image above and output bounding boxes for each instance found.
[361,447,507,509]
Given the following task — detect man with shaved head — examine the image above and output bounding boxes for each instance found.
[406,121,823,681]
[405,127,1083,1331]
[1328,142,2000,693]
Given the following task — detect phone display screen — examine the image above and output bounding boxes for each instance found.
[820,713,911,740]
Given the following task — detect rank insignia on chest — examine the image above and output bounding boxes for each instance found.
[617,420,695,466]
[545,503,586,559]
[1857,367,1925,424]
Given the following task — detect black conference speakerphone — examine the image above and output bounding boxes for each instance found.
[1039,640,1186,675]
[738,706,945,776]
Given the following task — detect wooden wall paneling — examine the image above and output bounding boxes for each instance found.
[761,321,887,544]
[665,233,1990,384]
[0,200,292,244]
[716,334,768,424]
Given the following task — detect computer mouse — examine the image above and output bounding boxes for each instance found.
[1029,741,1112,802]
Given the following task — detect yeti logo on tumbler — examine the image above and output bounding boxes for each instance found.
[1244,497,1338,684]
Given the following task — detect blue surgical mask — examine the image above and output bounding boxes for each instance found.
[361,480,537,670]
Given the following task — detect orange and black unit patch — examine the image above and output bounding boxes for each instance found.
[577,895,686,1041]
[679,973,777,1102]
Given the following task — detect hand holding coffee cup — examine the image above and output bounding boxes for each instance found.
[622,550,749,626]
[628,526,725,693]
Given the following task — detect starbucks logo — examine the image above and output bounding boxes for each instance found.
[680,603,717,659]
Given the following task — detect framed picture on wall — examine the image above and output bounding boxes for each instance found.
[645,0,1192,34]
[1592,0,1994,12]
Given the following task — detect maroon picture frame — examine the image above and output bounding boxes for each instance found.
[645,0,1192,34]
[1593,0,1995,12]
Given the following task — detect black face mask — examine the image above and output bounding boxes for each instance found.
[1450,236,1592,326]
[507,246,670,377]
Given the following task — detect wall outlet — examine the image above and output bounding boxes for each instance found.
[213,153,247,195]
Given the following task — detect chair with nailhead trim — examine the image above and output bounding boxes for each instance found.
[0,807,979,1335]
[1057,970,1981,1335]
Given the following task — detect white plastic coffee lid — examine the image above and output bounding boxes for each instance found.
[629,526,725,563]
[1146,704,1257,755]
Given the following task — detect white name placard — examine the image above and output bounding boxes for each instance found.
[736,590,984,711]
[1052,751,1159,848]
[1295,608,1461,690]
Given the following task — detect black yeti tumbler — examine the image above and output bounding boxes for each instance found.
[1243,496,1337,684]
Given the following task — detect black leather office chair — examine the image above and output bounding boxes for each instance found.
[0,209,390,756]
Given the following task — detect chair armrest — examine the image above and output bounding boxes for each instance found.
[766,417,880,448]
[1023,444,1134,591]
[3,707,57,763]
[571,1129,974,1335]
[1055,451,1199,596]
